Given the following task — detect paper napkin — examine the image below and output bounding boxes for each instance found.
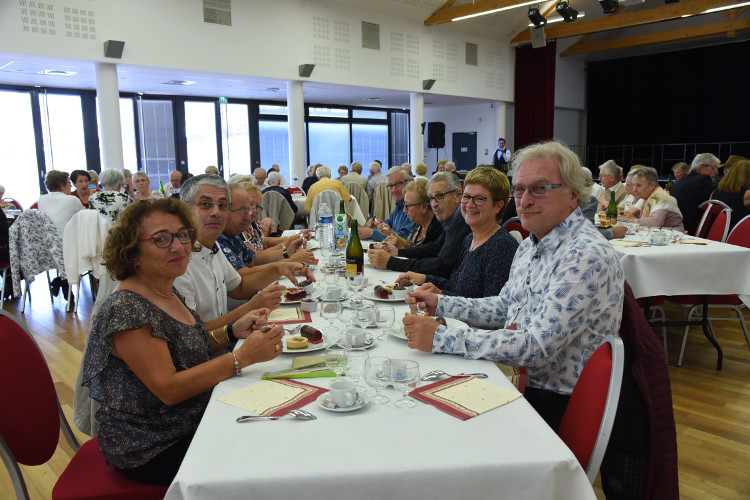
[218,379,326,416]
[410,376,521,420]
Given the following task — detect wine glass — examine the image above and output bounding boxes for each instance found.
[356,304,375,330]
[375,306,396,340]
[324,344,349,380]
[321,302,341,341]
[347,348,369,392]
[391,359,420,409]
[364,356,391,405]
[637,221,652,245]
[348,271,365,299]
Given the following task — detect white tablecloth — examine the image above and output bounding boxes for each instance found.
[612,236,750,307]
[166,256,594,500]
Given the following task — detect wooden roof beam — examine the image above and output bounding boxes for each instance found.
[426,0,537,26]
[511,0,743,44]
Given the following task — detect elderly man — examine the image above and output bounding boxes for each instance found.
[304,165,351,212]
[597,160,627,210]
[631,167,684,229]
[253,167,268,189]
[403,141,624,430]
[176,174,313,331]
[368,172,470,277]
[268,164,287,187]
[164,170,182,197]
[671,153,719,234]
[618,167,645,219]
[671,162,690,182]
[366,161,386,199]
[340,162,368,190]
[359,166,415,242]
[263,171,298,214]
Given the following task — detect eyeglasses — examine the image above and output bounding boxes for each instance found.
[428,189,458,203]
[139,229,195,248]
[386,179,409,190]
[230,204,260,217]
[190,200,230,212]
[461,194,492,206]
[403,200,428,209]
[511,183,563,198]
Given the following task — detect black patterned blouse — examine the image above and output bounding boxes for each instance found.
[82,290,211,469]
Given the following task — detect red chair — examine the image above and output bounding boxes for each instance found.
[694,199,732,241]
[557,335,624,484]
[2,198,23,211]
[0,310,168,500]
[502,216,530,240]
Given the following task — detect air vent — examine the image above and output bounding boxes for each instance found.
[204,0,231,26]
[362,21,380,50]
[466,42,478,66]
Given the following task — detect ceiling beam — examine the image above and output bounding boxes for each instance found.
[560,17,750,56]
[426,0,530,26]
[511,0,742,44]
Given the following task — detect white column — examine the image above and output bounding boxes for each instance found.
[409,92,424,168]
[287,80,305,186]
[494,101,508,148]
[95,62,124,170]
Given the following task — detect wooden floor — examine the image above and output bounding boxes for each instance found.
[2,279,750,499]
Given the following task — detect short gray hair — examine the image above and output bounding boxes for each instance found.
[598,160,622,179]
[316,166,331,179]
[427,171,462,193]
[445,162,456,172]
[581,167,593,180]
[350,162,363,173]
[180,173,231,204]
[691,153,720,171]
[369,162,381,174]
[134,171,149,181]
[99,168,124,190]
[630,166,659,185]
[386,166,413,181]
[267,171,283,184]
[512,141,592,208]
[228,174,254,187]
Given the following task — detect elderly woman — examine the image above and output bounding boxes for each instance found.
[711,159,750,231]
[121,169,136,198]
[631,166,684,229]
[89,168,135,221]
[379,178,443,249]
[82,198,284,485]
[71,169,92,208]
[396,167,518,298]
[304,165,351,212]
[134,171,165,200]
[37,170,83,235]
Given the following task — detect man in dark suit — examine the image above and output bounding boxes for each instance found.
[493,138,511,174]
[670,153,719,234]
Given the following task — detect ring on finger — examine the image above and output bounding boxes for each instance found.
[275,343,281,352]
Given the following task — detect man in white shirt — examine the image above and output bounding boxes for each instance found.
[366,161,386,199]
[597,160,627,210]
[253,168,269,189]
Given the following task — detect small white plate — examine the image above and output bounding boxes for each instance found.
[316,392,367,412]
[389,317,468,340]
[283,289,312,304]
[370,287,406,302]
[282,334,330,353]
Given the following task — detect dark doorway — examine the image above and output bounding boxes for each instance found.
[452,132,477,171]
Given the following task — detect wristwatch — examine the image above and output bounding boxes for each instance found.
[282,243,289,259]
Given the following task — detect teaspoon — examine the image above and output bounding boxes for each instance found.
[236,409,317,422]
[421,369,488,381]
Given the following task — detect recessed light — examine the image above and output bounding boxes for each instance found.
[39,69,77,77]
[364,97,380,101]
[264,87,280,92]
[163,80,196,86]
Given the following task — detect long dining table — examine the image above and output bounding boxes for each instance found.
[165,244,595,500]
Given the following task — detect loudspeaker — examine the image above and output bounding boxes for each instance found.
[427,122,445,149]
[530,28,546,49]
[103,40,125,59]
[298,64,315,78]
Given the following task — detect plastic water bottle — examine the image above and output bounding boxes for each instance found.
[317,202,334,248]
[291,175,299,187]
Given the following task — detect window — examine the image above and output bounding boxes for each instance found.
[137,99,176,188]
[391,111,410,166]
[309,107,348,118]
[185,101,219,178]
[259,120,290,175]
[353,109,387,120]
[0,90,40,208]
[259,104,288,116]
[352,123,388,177]
[38,92,86,174]
[220,102,251,178]
[308,122,350,169]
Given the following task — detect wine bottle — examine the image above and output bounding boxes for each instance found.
[606,191,618,224]
[346,219,364,276]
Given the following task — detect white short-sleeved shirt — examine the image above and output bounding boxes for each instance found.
[174,243,242,324]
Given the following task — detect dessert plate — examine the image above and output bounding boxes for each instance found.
[282,334,330,353]
[389,317,468,340]
[316,392,367,412]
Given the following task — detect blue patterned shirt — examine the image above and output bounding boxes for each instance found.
[217,233,256,270]
[370,201,415,242]
[433,208,624,395]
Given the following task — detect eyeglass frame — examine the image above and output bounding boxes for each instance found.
[231,203,261,217]
[386,179,409,190]
[510,183,563,199]
[460,194,496,207]
[189,200,231,212]
[403,199,429,210]
[138,228,195,248]
[427,189,459,203]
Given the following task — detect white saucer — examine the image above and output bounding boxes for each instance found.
[316,392,367,412]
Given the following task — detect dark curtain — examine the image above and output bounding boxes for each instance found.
[514,40,556,150]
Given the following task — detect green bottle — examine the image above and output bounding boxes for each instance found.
[606,191,618,223]
[346,219,364,276]
[159,180,165,194]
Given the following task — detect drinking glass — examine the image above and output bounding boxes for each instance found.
[364,356,391,405]
[321,302,341,341]
[356,304,375,330]
[391,359,420,409]
[347,271,365,299]
[324,345,349,380]
[347,348,369,392]
[637,222,652,245]
[375,306,396,340]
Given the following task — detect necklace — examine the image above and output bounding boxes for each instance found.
[135,275,174,299]
[469,225,500,252]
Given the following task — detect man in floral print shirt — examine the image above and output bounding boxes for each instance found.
[404,141,624,430]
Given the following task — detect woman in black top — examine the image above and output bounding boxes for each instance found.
[711,159,750,231]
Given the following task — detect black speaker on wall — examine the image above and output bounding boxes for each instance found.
[427,122,445,149]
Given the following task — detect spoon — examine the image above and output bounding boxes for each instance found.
[236,409,317,423]
[420,370,489,381]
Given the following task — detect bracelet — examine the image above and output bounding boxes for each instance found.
[230,351,242,376]
[209,330,223,347]
[226,322,237,343]
[222,324,231,345]
[282,243,289,259]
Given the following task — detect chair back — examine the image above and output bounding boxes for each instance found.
[371,181,396,221]
[695,199,732,240]
[502,216,530,240]
[705,210,730,242]
[345,182,370,219]
[261,190,295,235]
[309,190,344,227]
[62,210,112,285]
[8,209,66,297]
[727,215,750,248]
[3,198,23,211]
[557,335,624,484]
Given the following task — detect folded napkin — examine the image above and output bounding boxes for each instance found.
[268,308,311,324]
[410,376,521,420]
[218,379,326,416]
[262,355,336,380]
[679,238,710,245]
[610,240,644,247]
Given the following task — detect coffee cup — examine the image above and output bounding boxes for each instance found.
[300,299,317,312]
[345,328,367,348]
[325,285,343,300]
[328,379,357,408]
[652,231,668,245]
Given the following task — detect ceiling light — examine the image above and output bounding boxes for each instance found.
[529,11,585,26]
[452,0,539,21]
[556,1,579,22]
[599,0,619,13]
[703,0,750,13]
[364,97,380,101]
[39,69,77,77]
[163,80,195,86]
[528,6,547,28]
